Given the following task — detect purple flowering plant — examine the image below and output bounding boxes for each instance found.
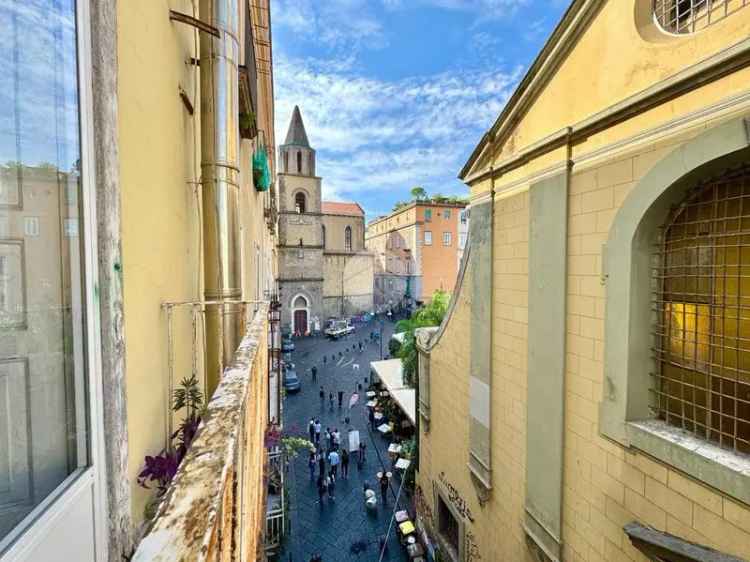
[138,374,204,495]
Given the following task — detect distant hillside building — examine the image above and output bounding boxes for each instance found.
[277,106,374,333]
[365,200,467,311]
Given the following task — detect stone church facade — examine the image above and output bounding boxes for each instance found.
[277,106,374,334]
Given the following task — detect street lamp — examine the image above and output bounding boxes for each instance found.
[379,317,385,360]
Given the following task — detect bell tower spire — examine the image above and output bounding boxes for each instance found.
[279,106,316,176]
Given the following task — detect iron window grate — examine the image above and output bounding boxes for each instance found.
[651,164,750,456]
[653,0,749,34]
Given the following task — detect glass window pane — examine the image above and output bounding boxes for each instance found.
[0,0,88,545]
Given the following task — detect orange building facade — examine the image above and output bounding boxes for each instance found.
[365,201,467,309]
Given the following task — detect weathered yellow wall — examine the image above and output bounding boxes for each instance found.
[240,138,276,302]
[561,116,750,562]
[484,1,750,173]
[418,190,531,562]
[118,0,277,527]
[118,0,200,523]
[422,5,750,561]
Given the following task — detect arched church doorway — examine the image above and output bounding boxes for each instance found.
[292,294,309,335]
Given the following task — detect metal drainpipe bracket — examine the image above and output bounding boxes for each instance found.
[168,10,220,38]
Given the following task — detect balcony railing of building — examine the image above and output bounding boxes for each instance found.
[132,302,271,561]
[263,446,285,555]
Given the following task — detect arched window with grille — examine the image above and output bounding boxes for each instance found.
[654,165,750,455]
[345,226,352,252]
[653,0,749,34]
[297,151,302,173]
[295,192,306,214]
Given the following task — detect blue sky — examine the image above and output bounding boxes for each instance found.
[271,0,569,220]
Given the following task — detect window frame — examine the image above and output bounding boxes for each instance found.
[345,225,352,252]
[433,485,464,562]
[294,191,306,214]
[424,209,432,222]
[443,232,452,246]
[652,0,749,35]
[599,117,750,506]
[424,231,432,246]
[1,0,108,556]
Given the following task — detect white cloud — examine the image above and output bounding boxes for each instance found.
[274,53,520,206]
[271,0,387,50]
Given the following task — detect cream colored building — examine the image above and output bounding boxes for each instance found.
[277,107,373,333]
[416,2,750,562]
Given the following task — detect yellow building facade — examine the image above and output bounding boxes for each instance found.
[118,0,278,529]
[417,2,750,562]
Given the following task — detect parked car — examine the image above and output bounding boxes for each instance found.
[281,337,295,352]
[283,368,300,393]
[325,319,355,340]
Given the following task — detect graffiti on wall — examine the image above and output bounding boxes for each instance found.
[466,530,482,562]
[438,471,475,523]
[415,485,434,528]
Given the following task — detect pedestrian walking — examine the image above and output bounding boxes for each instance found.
[359,341,363,352]
[319,386,324,406]
[317,448,326,477]
[308,418,315,443]
[324,428,331,451]
[308,452,316,481]
[341,448,350,479]
[323,355,327,364]
[379,472,389,504]
[317,474,326,504]
[358,441,367,468]
[337,390,343,409]
[314,419,322,444]
[368,407,375,430]
[332,428,341,450]
[329,392,334,410]
[327,474,335,500]
[328,449,340,479]
[311,365,317,381]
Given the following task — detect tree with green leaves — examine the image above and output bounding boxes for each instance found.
[395,290,450,387]
[410,186,428,201]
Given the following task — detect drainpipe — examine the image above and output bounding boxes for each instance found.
[200,0,241,393]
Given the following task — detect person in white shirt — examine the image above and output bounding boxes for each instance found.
[328,449,340,478]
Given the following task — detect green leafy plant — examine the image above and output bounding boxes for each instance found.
[396,290,450,387]
[138,374,205,513]
[410,186,428,201]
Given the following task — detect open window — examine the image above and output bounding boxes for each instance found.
[295,192,306,214]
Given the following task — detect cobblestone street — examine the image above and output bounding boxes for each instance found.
[279,320,410,562]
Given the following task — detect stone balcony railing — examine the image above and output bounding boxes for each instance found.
[133,303,271,561]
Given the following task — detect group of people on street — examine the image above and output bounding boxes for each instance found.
[317,386,350,411]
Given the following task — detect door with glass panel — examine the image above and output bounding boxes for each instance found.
[0,0,101,560]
